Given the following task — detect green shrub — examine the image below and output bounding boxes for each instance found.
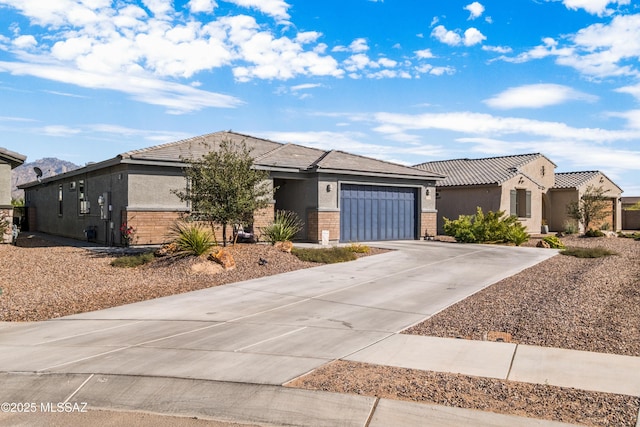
[561,247,617,258]
[111,252,155,268]
[344,243,371,254]
[262,210,303,244]
[291,247,357,263]
[584,228,605,238]
[542,235,565,249]
[169,221,215,256]
[443,208,529,246]
[563,220,578,235]
[618,232,640,240]
[599,222,610,231]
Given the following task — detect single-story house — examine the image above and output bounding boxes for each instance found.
[550,171,623,232]
[1,147,26,243]
[414,153,623,234]
[20,131,443,245]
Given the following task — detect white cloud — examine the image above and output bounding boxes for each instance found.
[561,0,630,16]
[465,2,485,20]
[225,0,291,22]
[502,15,640,79]
[415,48,435,59]
[0,60,243,113]
[40,125,82,137]
[431,25,486,46]
[141,0,173,18]
[290,83,322,91]
[332,38,369,53]
[484,84,598,109]
[483,45,512,54]
[371,111,639,142]
[463,27,486,46]
[431,25,462,46]
[188,0,217,13]
[12,35,37,49]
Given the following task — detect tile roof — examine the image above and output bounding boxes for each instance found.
[414,153,547,187]
[553,171,601,189]
[122,131,441,179]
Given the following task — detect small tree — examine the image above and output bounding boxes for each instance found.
[566,185,610,233]
[174,139,273,246]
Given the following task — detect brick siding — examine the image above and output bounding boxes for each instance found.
[124,204,275,245]
[421,211,438,238]
[307,210,340,243]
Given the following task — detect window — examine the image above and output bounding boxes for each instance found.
[78,180,90,214]
[510,189,531,218]
[58,184,63,216]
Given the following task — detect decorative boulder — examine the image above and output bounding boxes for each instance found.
[209,248,236,270]
[536,240,551,249]
[274,240,293,253]
[155,242,179,257]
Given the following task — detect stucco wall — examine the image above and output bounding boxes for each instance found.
[24,165,129,243]
[547,189,578,233]
[500,175,546,233]
[436,186,502,234]
[0,162,11,207]
[128,166,188,210]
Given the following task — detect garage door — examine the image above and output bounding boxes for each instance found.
[340,184,418,242]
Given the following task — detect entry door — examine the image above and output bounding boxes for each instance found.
[340,184,417,242]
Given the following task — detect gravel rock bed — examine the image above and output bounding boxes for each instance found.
[287,360,640,427]
[0,234,320,322]
[406,235,640,356]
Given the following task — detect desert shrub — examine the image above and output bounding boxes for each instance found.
[561,247,617,258]
[443,208,529,245]
[110,252,155,268]
[169,221,215,256]
[291,247,357,263]
[618,232,640,240]
[584,228,605,238]
[344,243,371,254]
[599,222,610,231]
[542,235,565,249]
[563,220,578,235]
[262,210,303,244]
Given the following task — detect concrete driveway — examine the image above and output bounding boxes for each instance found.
[0,241,561,426]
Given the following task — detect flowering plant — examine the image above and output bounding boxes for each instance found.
[120,222,136,246]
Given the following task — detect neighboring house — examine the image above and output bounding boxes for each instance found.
[20,131,443,245]
[550,171,623,233]
[0,147,26,243]
[415,153,556,234]
[414,153,623,234]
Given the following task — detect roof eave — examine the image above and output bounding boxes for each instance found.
[315,167,444,181]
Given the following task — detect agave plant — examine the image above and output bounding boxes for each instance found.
[261,210,303,244]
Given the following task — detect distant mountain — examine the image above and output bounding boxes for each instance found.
[11,158,81,201]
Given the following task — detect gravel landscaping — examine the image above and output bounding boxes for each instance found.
[0,234,319,322]
[1,232,639,426]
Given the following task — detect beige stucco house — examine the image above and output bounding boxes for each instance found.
[0,147,26,243]
[414,153,622,234]
[20,131,443,245]
[550,171,623,233]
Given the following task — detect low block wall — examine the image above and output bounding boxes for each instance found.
[622,210,640,230]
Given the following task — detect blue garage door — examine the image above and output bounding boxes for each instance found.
[340,184,417,242]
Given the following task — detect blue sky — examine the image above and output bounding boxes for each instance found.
[1,0,640,194]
